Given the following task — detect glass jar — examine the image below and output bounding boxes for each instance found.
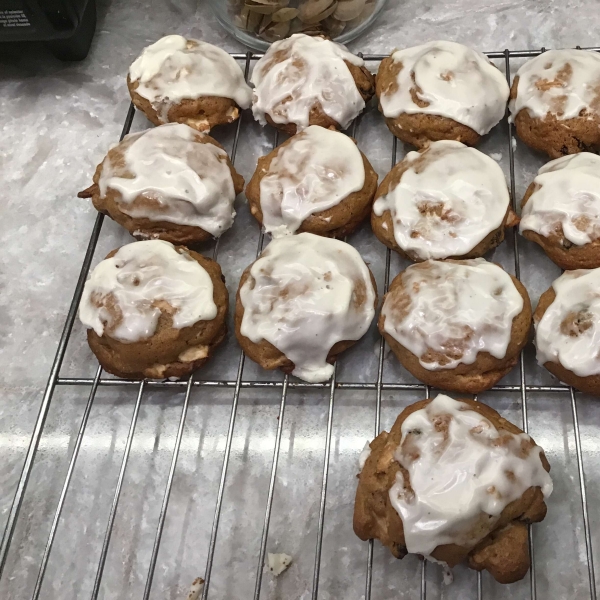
[210,0,389,51]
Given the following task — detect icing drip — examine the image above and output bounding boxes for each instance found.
[379,41,509,135]
[79,240,217,343]
[239,233,375,382]
[129,35,252,120]
[373,141,509,260]
[510,49,600,120]
[381,259,523,370]
[535,268,600,377]
[520,153,600,246]
[251,34,365,131]
[259,126,365,237]
[389,394,553,556]
[98,123,237,237]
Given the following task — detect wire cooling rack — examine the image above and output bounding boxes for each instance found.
[1,47,599,600]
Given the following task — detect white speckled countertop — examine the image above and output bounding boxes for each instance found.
[2,1,600,599]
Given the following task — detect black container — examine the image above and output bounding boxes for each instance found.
[0,0,96,60]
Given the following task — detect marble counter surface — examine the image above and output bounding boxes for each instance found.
[1,1,599,599]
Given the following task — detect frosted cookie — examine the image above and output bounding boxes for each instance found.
[78,123,244,245]
[509,49,600,158]
[534,269,600,395]
[376,41,509,148]
[79,240,228,379]
[250,34,375,135]
[379,259,531,393]
[234,233,377,382]
[245,126,378,238]
[128,35,252,131]
[520,153,600,269]
[371,141,516,261]
[354,394,552,584]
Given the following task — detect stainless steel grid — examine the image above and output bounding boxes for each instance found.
[1,46,599,600]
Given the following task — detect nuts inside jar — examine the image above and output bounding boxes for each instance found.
[228,0,376,43]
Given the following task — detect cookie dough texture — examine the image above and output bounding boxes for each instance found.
[520,153,600,270]
[250,34,374,135]
[234,234,377,382]
[509,49,600,158]
[245,126,378,238]
[379,260,531,393]
[354,397,551,584]
[376,41,509,148]
[127,35,252,131]
[371,141,516,261]
[79,124,244,245]
[534,269,600,395]
[82,244,228,379]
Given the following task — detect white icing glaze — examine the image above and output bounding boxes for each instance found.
[79,240,217,343]
[98,123,237,237]
[382,259,523,370]
[129,35,252,120]
[239,233,375,382]
[535,268,600,377]
[520,153,600,246]
[358,441,372,472]
[251,34,365,131]
[379,41,509,135]
[510,49,600,120]
[259,126,365,237]
[373,141,509,260]
[389,394,552,556]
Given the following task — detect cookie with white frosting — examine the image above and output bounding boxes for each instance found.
[246,126,378,238]
[535,268,600,395]
[371,141,516,261]
[509,49,600,158]
[250,34,375,135]
[78,124,245,245]
[79,240,228,379]
[376,41,509,148]
[520,153,600,269]
[127,35,252,131]
[234,233,377,382]
[354,394,552,584]
[379,259,531,393]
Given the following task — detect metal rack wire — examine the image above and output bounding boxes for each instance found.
[1,46,599,600]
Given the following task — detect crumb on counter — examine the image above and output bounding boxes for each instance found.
[267,552,292,576]
[185,577,204,600]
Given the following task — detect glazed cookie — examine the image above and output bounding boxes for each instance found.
[128,35,252,131]
[78,123,244,245]
[376,41,509,148]
[245,125,378,238]
[534,268,600,395]
[520,153,600,269]
[79,240,228,379]
[371,140,516,261]
[509,49,600,158]
[354,394,552,584]
[235,233,377,382]
[379,259,531,393]
[250,34,375,135]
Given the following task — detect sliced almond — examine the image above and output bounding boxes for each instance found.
[272,7,299,22]
[288,17,305,34]
[345,0,376,27]
[246,8,263,31]
[333,0,366,21]
[259,13,273,32]
[246,0,281,4]
[302,1,337,24]
[323,15,346,37]
[245,2,279,14]
[298,0,334,22]
[260,19,291,42]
